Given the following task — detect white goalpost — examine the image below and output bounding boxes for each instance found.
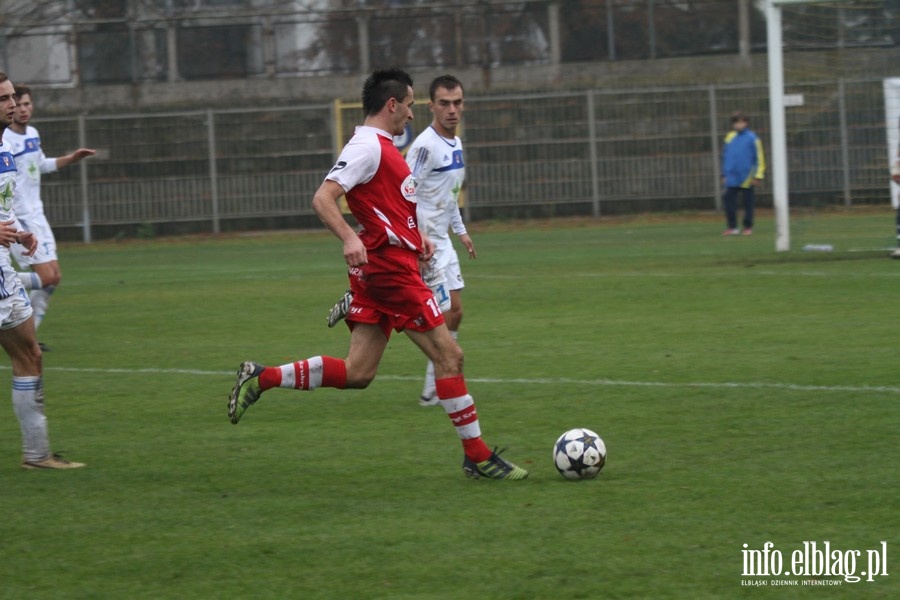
[764,0,848,252]
[765,0,894,252]
[765,0,794,252]
[885,78,900,211]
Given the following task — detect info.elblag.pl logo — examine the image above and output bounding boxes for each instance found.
[741,541,889,586]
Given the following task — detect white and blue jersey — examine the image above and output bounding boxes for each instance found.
[2,126,57,225]
[406,125,466,260]
[406,125,468,304]
[0,139,26,301]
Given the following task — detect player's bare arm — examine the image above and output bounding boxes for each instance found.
[458,233,476,259]
[312,179,367,267]
[56,148,96,169]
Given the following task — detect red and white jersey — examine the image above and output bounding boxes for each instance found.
[326,126,421,254]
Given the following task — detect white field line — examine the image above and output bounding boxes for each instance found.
[8,365,898,395]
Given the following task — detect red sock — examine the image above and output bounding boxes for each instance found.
[435,375,492,462]
[258,357,346,391]
[319,356,347,388]
[462,438,492,463]
[258,367,281,390]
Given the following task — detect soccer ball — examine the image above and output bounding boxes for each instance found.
[553,428,607,480]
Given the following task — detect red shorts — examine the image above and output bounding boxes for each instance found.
[346,246,445,339]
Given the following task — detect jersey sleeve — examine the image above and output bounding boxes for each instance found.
[449,204,466,236]
[39,155,58,175]
[325,134,378,192]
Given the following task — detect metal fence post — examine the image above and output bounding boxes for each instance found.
[356,16,370,75]
[607,1,616,61]
[77,114,91,242]
[838,79,852,206]
[547,2,561,66]
[207,109,220,234]
[708,85,722,211]
[587,89,600,217]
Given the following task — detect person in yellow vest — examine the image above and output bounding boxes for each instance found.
[721,111,765,236]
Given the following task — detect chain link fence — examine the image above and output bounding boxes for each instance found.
[32,78,890,241]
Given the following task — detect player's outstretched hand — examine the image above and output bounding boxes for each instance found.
[73,148,96,160]
[60,148,96,168]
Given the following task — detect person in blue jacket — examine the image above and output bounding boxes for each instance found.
[721,111,765,236]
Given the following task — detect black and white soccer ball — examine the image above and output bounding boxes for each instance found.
[553,428,607,480]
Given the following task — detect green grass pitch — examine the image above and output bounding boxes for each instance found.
[0,210,897,599]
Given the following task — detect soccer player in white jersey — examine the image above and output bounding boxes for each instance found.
[4,84,95,341]
[229,68,526,480]
[405,75,476,406]
[0,73,84,469]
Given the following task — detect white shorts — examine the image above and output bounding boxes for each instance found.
[422,257,464,313]
[0,270,33,330]
[11,215,58,267]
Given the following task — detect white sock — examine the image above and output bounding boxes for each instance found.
[12,376,50,461]
[421,361,435,399]
[18,272,42,291]
[29,285,55,330]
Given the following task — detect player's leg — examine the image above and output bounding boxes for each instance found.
[27,220,61,331]
[28,260,60,330]
[742,186,755,234]
[446,290,463,331]
[0,289,82,469]
[9,239,41,291]
[405,325,528,480]
[420,271,464,406]
[418,259,451,406]
[13,218,60,331]
[228,322,388,424]
[722,188,739,234]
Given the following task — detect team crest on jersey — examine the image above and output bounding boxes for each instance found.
[0,152,15,174]
[401,174,416,202]
[0,181,14,212]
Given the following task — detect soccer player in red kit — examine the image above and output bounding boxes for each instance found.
[228,68,526,480]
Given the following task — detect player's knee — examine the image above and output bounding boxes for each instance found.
[344,365,377,389]
[45,272,61,287]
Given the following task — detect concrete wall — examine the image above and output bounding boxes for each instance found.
[32,44,900,116]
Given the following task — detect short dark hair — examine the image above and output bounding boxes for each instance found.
[429,74,464,102]
[0,73,8,85]
[14,84,31,100]
[361,68,413,116]
[731,111,748,124]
